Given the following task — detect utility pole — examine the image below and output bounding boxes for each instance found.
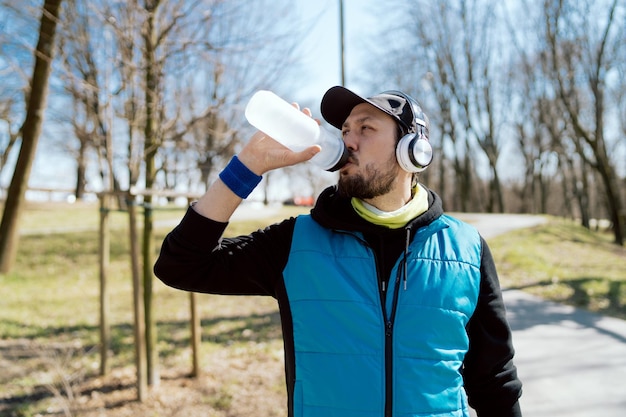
[339,0,346,86]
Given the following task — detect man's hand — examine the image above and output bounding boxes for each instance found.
[192,105,320,222]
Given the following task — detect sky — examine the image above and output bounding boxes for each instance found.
[12,0,384,198]
[292,0,380,104]
[12,0,624,201]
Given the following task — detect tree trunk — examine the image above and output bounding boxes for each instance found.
[98,193,110,376]
[0,0,63,273]
[142,0,159,386]
[128,192,148,401]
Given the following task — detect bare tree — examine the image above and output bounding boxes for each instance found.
[55,0,124,201]
[543,0,625,245]
[368,0,514,213]
[362,0,625,225]
[73,0,304,388]
[442,0,511,213]
[0,0,64,273]
[502,0,560,216]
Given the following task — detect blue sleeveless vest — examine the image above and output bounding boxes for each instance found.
[283,214,481,417]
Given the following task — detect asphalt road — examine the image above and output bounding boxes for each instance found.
[464,213,626,417]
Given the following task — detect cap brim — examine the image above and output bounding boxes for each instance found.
[321,86,371,130]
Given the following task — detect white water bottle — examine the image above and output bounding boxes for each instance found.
[244,90,348,171]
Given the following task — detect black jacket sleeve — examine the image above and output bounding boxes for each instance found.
[154,206,296,297]
[463,238,523,417]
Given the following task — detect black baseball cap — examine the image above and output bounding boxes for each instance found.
[320,86,427,136]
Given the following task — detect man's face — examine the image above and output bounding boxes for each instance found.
[337,103,401,199]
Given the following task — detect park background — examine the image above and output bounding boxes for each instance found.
[0,0,625,416]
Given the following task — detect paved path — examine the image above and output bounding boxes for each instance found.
[503,290,626,416]
[455,212,549,239]
[465,213,626,417]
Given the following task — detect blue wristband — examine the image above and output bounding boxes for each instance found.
[218,155,262,199]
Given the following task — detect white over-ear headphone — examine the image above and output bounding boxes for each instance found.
[396,133,433,173]
[388,91,433,173]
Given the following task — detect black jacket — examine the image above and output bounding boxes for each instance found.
[154,185,523,416]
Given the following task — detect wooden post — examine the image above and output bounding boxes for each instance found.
[128,192,148,401]
[98,193,111,376]
[190,292,201,377]
[142,199,158,386]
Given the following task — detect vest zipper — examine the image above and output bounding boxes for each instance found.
[384,226,411,417]
[384,264,403,417]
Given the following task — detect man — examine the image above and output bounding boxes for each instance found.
[154,86,523,417]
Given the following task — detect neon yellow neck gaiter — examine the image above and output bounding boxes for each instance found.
[351,184,429,229]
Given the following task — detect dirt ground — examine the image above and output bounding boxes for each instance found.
[71,363,286,417]
[1,337,288,417]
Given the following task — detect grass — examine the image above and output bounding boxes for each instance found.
[0,203,624,416]
[489,216,626,319]
[19,200,192,233]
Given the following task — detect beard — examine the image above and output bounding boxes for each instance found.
[338,152,400,199]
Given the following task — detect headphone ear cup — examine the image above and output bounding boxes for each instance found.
[396,133,433,173]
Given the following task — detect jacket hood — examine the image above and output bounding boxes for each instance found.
[310,185,444,235]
